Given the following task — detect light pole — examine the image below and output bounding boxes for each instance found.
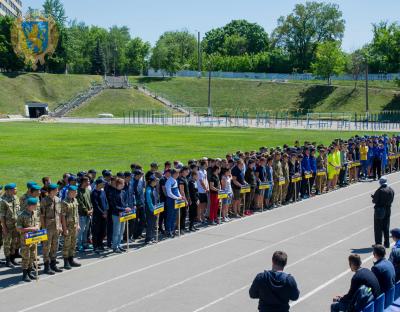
[365,59,369,113]
[195,30,202,78]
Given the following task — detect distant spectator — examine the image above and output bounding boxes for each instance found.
[371,245,395,293]
[249,251,299,312]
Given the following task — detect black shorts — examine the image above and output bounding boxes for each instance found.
[233,188,241,200]
[199,193,208,204]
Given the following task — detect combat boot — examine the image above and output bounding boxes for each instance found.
[50,260,62,273]
[10,255,18,266]
[68,257,81,267]
[63,258,71,270]
[5,257,15,268]
[27,267,37,280]
[22,270,31,282]
[14,250,22,259]
[43,262,55,275]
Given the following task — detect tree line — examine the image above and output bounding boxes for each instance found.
[0,0,399,81]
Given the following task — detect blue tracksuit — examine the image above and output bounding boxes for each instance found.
[145,185,156,242]
[166,178,180,233]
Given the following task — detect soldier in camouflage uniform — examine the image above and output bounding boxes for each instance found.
[0,183,20,268]
[17,197,40,282]
[20,182,41,212]
[61,185,81,270]
[281,153,290,204]
[316,148,328,194]
[272,152,283,207]
[40,183,63,274]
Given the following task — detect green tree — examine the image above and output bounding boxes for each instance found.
[43,0,67,26]
[91,38,106,75]
[150,30,197,75]
[125,37,150,75]
[311,41,345,84]
[368,22,400,73]
[203,20,269,56]
[0,16,25,71]
[273,1,345,71]
[346,49,366,88]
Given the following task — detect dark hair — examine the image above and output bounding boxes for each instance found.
[200,160,207,166]
[181,166,190,172]
[348,254,362,268]
[165,161,171,167]
[272,251,287,268]
[373,245,386,258]
[81,176,90,183]
[212,165,220,174]
[42,177,50,185]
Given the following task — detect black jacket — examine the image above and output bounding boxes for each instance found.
[372,185,395,211]
[249,270,299,312]
[371,258,395,293]
[341,268,381,303]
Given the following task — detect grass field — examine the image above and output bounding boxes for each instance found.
[131,77,400,116]
[0,73,102,115]
[68,89,171,117]
[0,122,389,188]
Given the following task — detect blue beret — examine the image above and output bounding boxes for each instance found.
[4,183,16,190]
[26,181,37,189]
[30,184,41,191]
[68,176,77,182]
[48,183,58,191]
[68,185,78,191]
[391,228,400,239]
[27,197,38,206]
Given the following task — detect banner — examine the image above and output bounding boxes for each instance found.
[317,170,326,177]
[240,185,251,194]
[175,199,186,209]
[153,203,165,215]
[291,176,302,183]
[25,229,48,245]
[304,172,313,179]
[119,211,137,222]
[218,191,229,199]
[258,182,270,190]
[278,178,286,186]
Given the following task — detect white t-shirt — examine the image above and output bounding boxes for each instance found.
[197,168,208,194]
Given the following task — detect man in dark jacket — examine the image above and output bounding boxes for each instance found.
[249,251,300,312]
[372,176,395,248]
[389,228,400,282]
[331,254,381,312]
[371,245,395,293]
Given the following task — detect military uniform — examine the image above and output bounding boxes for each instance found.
[16,209,38,271]
[41,195,62,273]
[61,196,81,269]
[316,154,327,194]
[281,161,290,203]
[0,193,20,266]
[272,158,283,205]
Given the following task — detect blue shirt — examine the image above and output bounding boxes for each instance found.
[371,258,396,293]
[301,155,311,173]
[310,156,317,173]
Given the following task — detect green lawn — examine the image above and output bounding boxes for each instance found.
[0,73,102,115]
[0,122,388,188]
[130,77,400,116]
[68,89,171,117]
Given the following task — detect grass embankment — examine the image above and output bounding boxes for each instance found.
[130,77,400,116]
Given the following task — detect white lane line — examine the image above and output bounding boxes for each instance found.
[110,226,371,312]
[2,181,381,295]
[1,176,393,294]
[16,199,375,312]
[190,210,400,312]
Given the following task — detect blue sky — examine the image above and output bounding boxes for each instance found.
[23,0,400,51]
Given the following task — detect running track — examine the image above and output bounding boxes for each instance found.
[1,173,399,312]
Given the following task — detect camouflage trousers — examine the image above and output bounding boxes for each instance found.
[3,225,19,257]
[0,223,2,249]
[63,223,77,258]
[281,181,289,202]
[42,224,59,263]
[315,175,327,193]
[21,241,36,270]
[272,182,282,204]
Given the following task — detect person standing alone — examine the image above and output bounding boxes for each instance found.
[372,176,394,248]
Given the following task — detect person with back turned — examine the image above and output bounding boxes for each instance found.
[371,176,394,248]
[249,251,300,312]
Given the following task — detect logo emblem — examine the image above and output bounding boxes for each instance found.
[11,12,59,70]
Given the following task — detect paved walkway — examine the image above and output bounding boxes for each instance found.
[1,173,399,312]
